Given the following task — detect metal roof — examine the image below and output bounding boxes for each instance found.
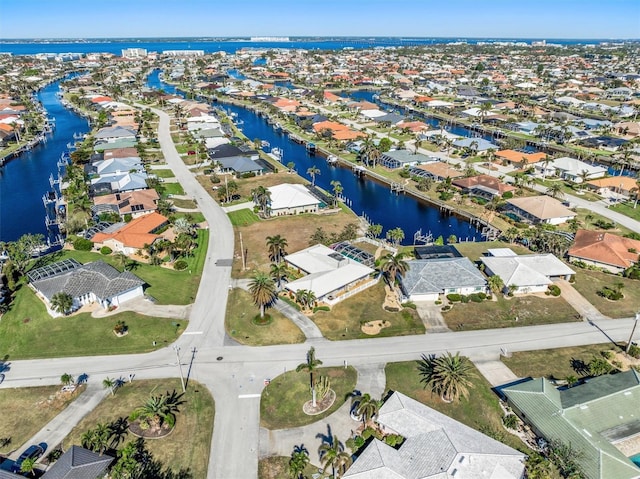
[332,242,375,268]
[27,258,82,282]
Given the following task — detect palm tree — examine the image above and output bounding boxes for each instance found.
[478,101,493,124]
[113,251,129,271]
[318,435,352,479]
[546,182,564,199]
[366,223,383,239]
[288,448,310,479]
[487,275,505,295]
[349,392,381,427]
[330,180,343,206]
[269,262,288,289]
[578,169,590,191]
[20,457,36,476]
[103,377,116,396]
[129,390,186,430]
[307,165,321,187]
[266,235,288,264]
[379,251,408,285]
[251,185,272,217]
[418,352,476,402]
[50,292,73,315]
[296,346,323,408]
[385,227,405,246]
[540,155,553,179]
[248,272,277,319]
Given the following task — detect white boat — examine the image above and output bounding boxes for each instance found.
[327,155,338,164]
[261,140,270,148]
[269,147,283,161]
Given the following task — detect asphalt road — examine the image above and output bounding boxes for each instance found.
[2,106,639,478]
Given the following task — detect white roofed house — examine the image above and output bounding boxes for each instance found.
[535,157,606,183]
[480,250,575,295]
[505,196,576,225]
[284,244,376,306]
[343,391,526,479]
[266,183,321,216]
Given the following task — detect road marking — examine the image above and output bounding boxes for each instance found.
[238,394,261,399]
[182,331,203,335]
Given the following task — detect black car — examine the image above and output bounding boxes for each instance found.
[12,444,45,472]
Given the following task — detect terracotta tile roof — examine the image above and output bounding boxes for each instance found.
[496,150,546,164]
[507,196,576,220]
[92,212,168,249]
[332,129,366,141]
[91,96,113,103]
[93,189,159,215]
[586,176,638,192]
[452,174,516,194]
[569,230,640,269]
[323,91,342,102]
[312,121,349,133]
[414,162,464,179]
[103,147,140,159]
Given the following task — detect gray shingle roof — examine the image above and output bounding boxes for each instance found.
[344,392,525,479]
[43,446,113,479]
[401,258,487,296]
[31,260,144,302]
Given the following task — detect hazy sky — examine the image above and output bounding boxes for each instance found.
[1,0,638,39]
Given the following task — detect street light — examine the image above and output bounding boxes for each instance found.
[173,345,186,392]
[626,312,639,354]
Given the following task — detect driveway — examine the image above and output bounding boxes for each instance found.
[555,279,609,321]
[415,302,451,333]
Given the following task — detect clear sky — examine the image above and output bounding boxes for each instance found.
[0,0,638,40]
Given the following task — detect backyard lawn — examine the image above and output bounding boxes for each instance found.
[442,295,579,331]
[385,361,526,452]
[312,282,425,340]
[571,270,640,318]
[0,385,84,455]
[501,344,613,380]
[163,182,185,196]
[0,288,184,359]
[152,169,175,178]
[260,366,357,430]
[64,379,213,479]
[226,289,305,346]
[227,208,260,227]
[453,241,531,262]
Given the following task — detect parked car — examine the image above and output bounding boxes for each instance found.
[13,444,46,472]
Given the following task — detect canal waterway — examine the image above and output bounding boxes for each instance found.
[0,80,89,242]
[148,70,483,244]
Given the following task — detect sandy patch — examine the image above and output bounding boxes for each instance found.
[361,320,391,335]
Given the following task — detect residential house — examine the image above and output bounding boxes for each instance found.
[506,196,576,225]
[266,183,321,216]
[94,125,137,142]
[409,161,464,180]
[90,171,149,196]
[452,174,516,200]
[93,138,138,152]
[452,137,499,154]
[92,189,160,220]
[284,244,376,306]
[535,157,606,183]
[480,250,575,294]
[86,157,144,177]
[585,176,639,199]
[343,391,526,479]
[218,156,264,176]
[91,211,169,255]
[379,150,432,169]
[568,230,640,273]
[502,370,640,479]
[41,445,114,478]
[400,257,487,302]
[495,149,547,166]
[28,259,144,316]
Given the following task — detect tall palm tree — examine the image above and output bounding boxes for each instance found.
[385,227,405,246]
[266,235,288,264]
[330,180,343,206]
[487,275,505,295]
[269,262,289,289]
[248,272,277,319]
[51,292,73,315]
[251,185,272,217]
[307,165,321,187]
[418,352,476,402]
[318,435,352,479]
[20,457,36,477]
[288,449,310,479]
[379,251,408,285]
[296,346,323,408]
[349,392,381,427]
[478,101,493,124]
[546,182,564,199]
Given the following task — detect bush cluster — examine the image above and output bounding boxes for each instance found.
[546,284,561,296]
[100,246,112,255]
[73,237,93,251]
[173,259,188,271]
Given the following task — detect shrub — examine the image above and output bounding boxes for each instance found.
[313,305,330,313]
[384,434,404,447]
[547,284,561,297]
[598,286,623,301]
[446,293,461,302]
[601,350,615,360]
[503,414,518,430]
[441,305,451,312]
[113,320,128,334]
[100,246,112,255]
[461,295,470,303]
[239,172,256,179]
[402,302,417,309]
[477,292,487,300]
[627,344,640,359]
[468,293,483,303]
[398,169,410,178]
[502,191,514,199]
[73,237,93,251]
[173,259,188,271]
[435,300,442,305]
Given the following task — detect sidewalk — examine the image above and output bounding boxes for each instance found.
[9,382,108,462]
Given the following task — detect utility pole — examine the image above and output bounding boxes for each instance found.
[626,312,639,354]
[174,345,186,392]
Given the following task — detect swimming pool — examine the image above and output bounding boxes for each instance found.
[631,452,640,468]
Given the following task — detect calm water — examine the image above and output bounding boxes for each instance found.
[0,37,608,56]
[0,80,89,242]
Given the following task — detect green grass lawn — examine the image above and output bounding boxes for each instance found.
[385,361,526,452]
[0,289,184,359]
[260,367,357,429]
[226,289,305,346]
[227,208,260,227]
[312,282,425,340]
[163,182,185,196]
[259,456,319,479]
[443,296,579,331]
[152,169,176,178]
[173,211,206,224]
[64,379,213,478]
[501,344,612,380]
[0,385,84,454]
[170,198,197,209]
[611,202,640,222]
[571,269,640,318]
[454,241,531,262]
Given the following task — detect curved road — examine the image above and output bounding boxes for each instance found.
[2,107,639,478]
